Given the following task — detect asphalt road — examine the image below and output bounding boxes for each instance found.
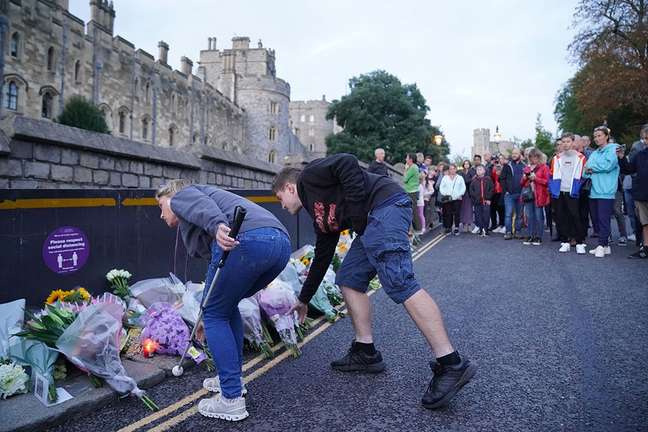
[47,231,648,432]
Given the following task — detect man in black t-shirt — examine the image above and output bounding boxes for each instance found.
[273,153,476,410]
[367,148,390,176]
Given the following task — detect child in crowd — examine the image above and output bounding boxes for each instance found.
[469,165,494,236]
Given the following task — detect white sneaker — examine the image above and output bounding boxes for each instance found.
[203,376,248,396]
[627,234,636,242]
[198,394,249,421]
[576,244,587,254]
[589,246,612,256]
[559,243,570,253]
[590,245,605,258]
[496,226,506,234]
[471,226,481,234]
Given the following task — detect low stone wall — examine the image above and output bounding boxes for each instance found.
[0,116,279,189]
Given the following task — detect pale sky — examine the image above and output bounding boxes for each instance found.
[69,0,579,158]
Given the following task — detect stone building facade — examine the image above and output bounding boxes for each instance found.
[472,127,515,156]
[288,95,340,159]
[0,0,312,168]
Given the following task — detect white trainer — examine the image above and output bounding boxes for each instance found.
[471,226,481,234]
[589,246,611,256]
[558,243,570,253]
[628,234,636,242]
[576,244,587,254]
[198,394,249,421]
[203,376,248,396]
[591,245,605,258]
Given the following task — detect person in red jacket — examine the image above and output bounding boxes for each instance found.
[490,158,505,233]
[521,148,551,245]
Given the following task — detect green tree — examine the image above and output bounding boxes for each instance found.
[326,70,450,164]
[57,96,110,134]
[534,114,555,156]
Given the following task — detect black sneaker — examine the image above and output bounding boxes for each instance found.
[628,246,648,259]
[453,228,460,236]
[422,360,477,409]
[522,237,532,245]
[532,237,542,246]
[331,343,386,373]
[444,228,452,234]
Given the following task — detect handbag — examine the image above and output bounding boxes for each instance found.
[440,195,452,203]
[580,177,592,194]
[521,186,535,203]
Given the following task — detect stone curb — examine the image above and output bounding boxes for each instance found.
[0,355,196,432]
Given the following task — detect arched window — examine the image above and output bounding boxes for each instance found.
[118,110,127,134]
[300,114,305,122]
[74,60,81,82]
[145,81,151,104]
[169,127,176,146]
[5,82,18,111]
[171,94,176,113]
[142,117,149,140]
[270,101,278,114]
[268,150,277,164]
[309,114,315,123]
[309,143,314,152]
[47,47,55,71]
[10,33,19,58]
[192,133,199,145]
[41,92,54,118]
[268,127,277,141]
[203,135,209,145]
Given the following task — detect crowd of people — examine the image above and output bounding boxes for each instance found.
[368,123,648,259]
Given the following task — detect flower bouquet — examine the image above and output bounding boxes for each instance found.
[56,302,158,411]
[0,360,29,399]
[46,287,91,306]
[140,303,190,356]
[238,297,273,359]
[8,339,59,402]
[106,269,133,300]
[257,280,301,358]
[309,285,339,323]
[369,277,382,291]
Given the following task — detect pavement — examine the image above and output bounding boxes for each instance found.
[24,228,648,431]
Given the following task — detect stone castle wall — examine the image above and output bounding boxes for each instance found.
[0,116,278,190]
[289,97,335,159]
[2,0,246,152]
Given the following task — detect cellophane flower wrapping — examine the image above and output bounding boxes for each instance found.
[309,285,338,322]
[257,280,301,357]
[0,361,29,399]
[238,297,272,357]
[129,273,184,309]
[56,302,142,397]
[276,260,303,297]
[140,303,190,356]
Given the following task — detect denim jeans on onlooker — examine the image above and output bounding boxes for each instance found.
[203,227,291,399]
[589,199,615,247]
[624,189,637,237]
[504,193,522,234]
[524,202,545,239]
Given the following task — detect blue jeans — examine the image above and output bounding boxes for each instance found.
[504,193,522,234]
[203,227,291,398]
[624,189,637,236]
[474,203,490,230]
[524,202,545,239]
[336,194,420,304]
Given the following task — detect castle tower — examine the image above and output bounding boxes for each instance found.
[199,36,291,163]
[472,128,490,157]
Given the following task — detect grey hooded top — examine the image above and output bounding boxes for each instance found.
[170,185,288,259]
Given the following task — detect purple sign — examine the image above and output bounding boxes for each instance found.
[42,226,90,274]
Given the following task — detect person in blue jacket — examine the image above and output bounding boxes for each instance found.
[156,179,291,422]
[583,126,620,257]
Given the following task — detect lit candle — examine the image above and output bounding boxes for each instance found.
[142,339,158,358]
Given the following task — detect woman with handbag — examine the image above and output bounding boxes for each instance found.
[459,160,475,233]
[520,149,550,245]
[439,164,466,235]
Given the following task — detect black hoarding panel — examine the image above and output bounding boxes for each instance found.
[0,189,314,307]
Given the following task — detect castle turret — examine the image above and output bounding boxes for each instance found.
[180,56,193,76]
[158,41,169,65]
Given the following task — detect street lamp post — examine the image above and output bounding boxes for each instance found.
[434,134,443,146]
